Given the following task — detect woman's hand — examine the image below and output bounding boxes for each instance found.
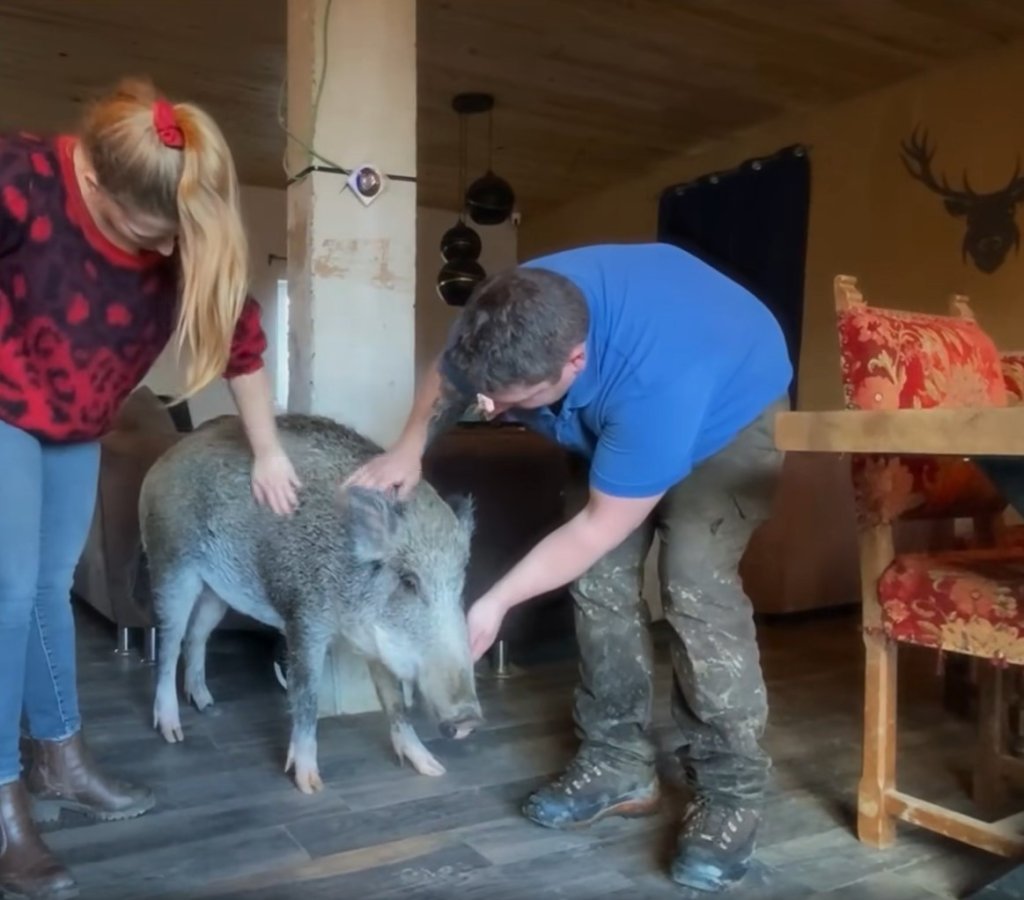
[227,370,301,516]
[252,448,302,516]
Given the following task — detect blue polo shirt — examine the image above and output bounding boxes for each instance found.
[458,242,792,498]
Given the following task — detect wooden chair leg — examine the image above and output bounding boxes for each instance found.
[973,664,1007,815]
[856,523,898,847]
[858,631,898,847]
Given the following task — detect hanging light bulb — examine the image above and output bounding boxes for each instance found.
[440,104,483,263]
[438,94,492,305]
[466,170,515,226]
[461,93,516,226]
[440,218,482,262]
[437,257,486,307]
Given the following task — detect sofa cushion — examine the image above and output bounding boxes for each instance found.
[113,386,179,435]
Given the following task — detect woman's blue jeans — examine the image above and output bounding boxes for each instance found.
[0,418,99,785]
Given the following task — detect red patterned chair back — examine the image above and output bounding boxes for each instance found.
[834,275,1007,524]
[1001,351,1024,406]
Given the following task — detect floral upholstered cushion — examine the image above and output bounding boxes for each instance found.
[1002,352,1024,405]
[878,550,1024,664]
[837,304,1008,524]
[837,306,1008,410]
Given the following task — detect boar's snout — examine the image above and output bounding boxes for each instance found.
[438,709,482,741]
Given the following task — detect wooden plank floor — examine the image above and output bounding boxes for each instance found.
[42,602,1020,899]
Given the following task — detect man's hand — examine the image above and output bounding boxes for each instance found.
[343,443,423,500]
[467,594,509,662]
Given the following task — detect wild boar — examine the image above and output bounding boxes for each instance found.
[138,413,482,794]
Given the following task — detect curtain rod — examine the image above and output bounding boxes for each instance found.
[668,143,810,192]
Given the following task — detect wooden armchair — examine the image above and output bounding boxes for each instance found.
[834,274,1024,857]
[970,351,1024,811]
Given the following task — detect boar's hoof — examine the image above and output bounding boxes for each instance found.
[285,742,324,794]
[391,723,446,777]
[153,707,184,744]
[156,720,184,743]
[293,768,324,795]
[186,685,214,712]
[402,748,446,778]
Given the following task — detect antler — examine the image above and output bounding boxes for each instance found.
[1000,155,1024,195]
[899,127,973,201]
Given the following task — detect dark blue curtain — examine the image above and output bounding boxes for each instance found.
[656,144,811,407]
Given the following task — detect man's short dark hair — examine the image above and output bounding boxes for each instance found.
[442,266,589,395]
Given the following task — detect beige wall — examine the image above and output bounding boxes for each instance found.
[520,37,1024,412]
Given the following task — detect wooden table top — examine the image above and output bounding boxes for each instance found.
[774,407,1024,457]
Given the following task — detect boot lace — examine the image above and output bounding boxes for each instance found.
[549,755,610,796]
[680,795,753,851]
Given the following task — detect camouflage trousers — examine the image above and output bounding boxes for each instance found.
[568,397,787,806]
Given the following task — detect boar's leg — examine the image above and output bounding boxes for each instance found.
[151,566,204,744]
[368,660,446,777]
[282,618,331,795]
[183,590,228,712]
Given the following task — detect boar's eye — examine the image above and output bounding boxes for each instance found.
[399,572,421,595]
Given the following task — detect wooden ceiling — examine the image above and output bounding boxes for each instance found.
[2,0,1024,216]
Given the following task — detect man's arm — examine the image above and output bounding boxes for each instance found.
[465,385,705,659]
[343,352,472,496]
[482,487,663,611]
[465,488,663,660]
[398,354,473,455]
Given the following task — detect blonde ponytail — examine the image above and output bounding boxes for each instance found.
[80,77,250,400]
[171,104,249,398]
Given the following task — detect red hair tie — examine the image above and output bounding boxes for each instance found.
[152,98,184,149]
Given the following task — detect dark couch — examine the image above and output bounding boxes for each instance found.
[423,420,578,648]
[72,387,191,656]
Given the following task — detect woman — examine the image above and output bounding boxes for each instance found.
[0,78,300,899]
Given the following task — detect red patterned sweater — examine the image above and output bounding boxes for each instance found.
[0,132,266,443]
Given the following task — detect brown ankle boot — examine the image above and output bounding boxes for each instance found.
[25,732,155,824]
[0,779,78,899]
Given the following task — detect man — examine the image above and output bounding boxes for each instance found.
[346,241,792,893]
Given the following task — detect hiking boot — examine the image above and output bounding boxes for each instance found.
[670,794,760,892]
[25,731,155,824]
[522,751,659,829]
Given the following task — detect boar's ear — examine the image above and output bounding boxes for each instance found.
[340,486,401,563]
[447,493,476,538]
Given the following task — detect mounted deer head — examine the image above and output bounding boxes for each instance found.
[899,127,1024,274]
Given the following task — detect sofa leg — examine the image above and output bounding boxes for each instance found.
[114,626,133,656]
[143,627,157,665]
[481,640,521,681]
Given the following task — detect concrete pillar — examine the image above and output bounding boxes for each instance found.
[286,0,417,715]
